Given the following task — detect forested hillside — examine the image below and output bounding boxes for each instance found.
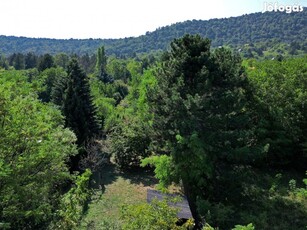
[0,10,306,57]
[1,33,306,229]
[1,5,307,228]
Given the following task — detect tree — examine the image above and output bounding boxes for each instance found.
[0,53,8,70]
[247,57,307,168]
[53,169,92,229]
[109,69,155,168]
[0,70,78,229]
[54,53,70,69]
[52,58,100,146]
[96,46,107,74]
[25,52,38,69]
[10,53,25,70]
[39,67,67,102]
[51,59,100,170]
[144,35,260,228]
[106,57,130,82]
[38,54,55,72]
[110,117,152,168]
[95,46,115,83]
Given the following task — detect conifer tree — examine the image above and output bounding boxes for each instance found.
[65,58,100,144]
[52,58,100,146]
[145,35,260,228]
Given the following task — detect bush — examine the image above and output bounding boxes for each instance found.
[110,119,151,169]
[121,198,193,230]
[49,169,92,230]
[232,223,255,230]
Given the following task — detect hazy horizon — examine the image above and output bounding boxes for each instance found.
[1,0,306,40]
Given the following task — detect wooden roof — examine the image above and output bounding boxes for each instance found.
[146,189,193,219]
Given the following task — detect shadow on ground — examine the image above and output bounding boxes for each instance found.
[89,163,159,191]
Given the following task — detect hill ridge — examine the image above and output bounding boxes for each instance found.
[0,10,306,56]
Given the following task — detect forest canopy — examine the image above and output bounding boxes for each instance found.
[0,9,306,57]
[0,16,306,229]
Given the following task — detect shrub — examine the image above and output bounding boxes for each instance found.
[121,198,193,230]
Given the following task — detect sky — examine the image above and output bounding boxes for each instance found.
[1,0,306,39]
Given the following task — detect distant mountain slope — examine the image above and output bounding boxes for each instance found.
[0,10,306,56]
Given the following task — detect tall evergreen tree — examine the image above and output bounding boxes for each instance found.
[52,58,100,146]
[145,35,261,228]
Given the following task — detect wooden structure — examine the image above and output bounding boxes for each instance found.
[146,189,193,219]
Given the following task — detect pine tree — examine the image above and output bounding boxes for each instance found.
[51,73,68,107]
[146,35,260,228]
[64,59,100,144]
[52,58,100,146]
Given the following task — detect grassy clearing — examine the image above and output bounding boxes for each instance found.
[79,163,306,229]
[79,164,159,230]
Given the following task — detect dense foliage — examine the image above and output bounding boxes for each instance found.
[52,59,100,145]
[109,67,155,168]
[141,34,262,228]
[246,57,307,168]
[52,169,92,230]
[0,70,78,229]
[121,198,192,230]
[0,31,306,229]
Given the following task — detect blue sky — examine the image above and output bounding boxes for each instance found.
[1,0,306,39]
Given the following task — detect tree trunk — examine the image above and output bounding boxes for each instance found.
[182,180,204,229]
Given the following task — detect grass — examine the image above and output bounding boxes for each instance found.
[79,164,159,230]
[78,162,307,230]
